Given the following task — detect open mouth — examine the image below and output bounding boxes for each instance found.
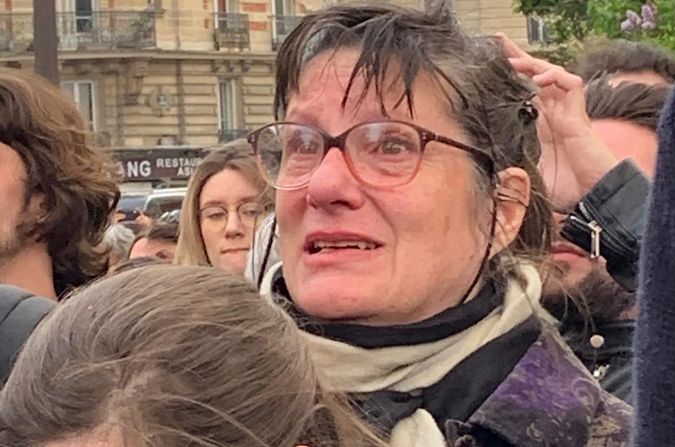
[305,239,381,255]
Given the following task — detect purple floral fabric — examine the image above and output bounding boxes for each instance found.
[468,327,632,446]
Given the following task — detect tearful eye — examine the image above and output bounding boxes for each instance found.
[300,141,320,154]
[381,139,410,155]
[287,133,320,154]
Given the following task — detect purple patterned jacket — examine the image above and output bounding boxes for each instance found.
[446,327,633,446]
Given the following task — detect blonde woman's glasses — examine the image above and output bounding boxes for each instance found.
[199,202,265,231]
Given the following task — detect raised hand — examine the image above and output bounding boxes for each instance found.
[497,33,620,212]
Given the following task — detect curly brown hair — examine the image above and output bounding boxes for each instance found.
[0,68,119,296]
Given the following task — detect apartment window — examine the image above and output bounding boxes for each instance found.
[271,0,297,49]
[273,0,293,15]
[218,79,244,141]
[75,0,93,32]
[215,0,244,37]
[216,0,239,14]
[62,81,96,130]
[527,16,550,44]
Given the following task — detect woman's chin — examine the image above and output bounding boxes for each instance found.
[291,284,381,322]
[213,254,247,276]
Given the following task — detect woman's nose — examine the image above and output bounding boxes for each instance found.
[305,148,365,211]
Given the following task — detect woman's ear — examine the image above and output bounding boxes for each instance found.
[491,167,530,254]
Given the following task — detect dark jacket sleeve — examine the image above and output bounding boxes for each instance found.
[560,159,650,292]
[633,90,675,446]
[0,287,54,385]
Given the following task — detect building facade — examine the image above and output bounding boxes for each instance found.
[0,0,532,187]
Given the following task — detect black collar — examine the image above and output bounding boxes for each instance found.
[271,268,504,348]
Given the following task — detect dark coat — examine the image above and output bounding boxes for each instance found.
[634,89,675,446]
[0,286,54,384]
[566,321,634,405]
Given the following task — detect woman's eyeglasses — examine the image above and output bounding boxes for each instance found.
[199,202,266,231]
[247,120,494,190]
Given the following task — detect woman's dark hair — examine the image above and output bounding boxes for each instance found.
[274,3,552,281]
[0,68,119,296]
[0,265,384,447]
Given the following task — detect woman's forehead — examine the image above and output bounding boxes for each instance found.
[288,50,450,123]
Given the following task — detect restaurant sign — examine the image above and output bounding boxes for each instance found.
[112,148,207,181]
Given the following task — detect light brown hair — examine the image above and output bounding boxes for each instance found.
[0,68,119,296]
[174,139,273,267]
[0,265,384,447]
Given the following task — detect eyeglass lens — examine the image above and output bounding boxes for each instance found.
[200,202,264,230]
[254,122,423,188]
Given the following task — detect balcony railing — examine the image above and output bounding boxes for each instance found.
[271,15,301,51]
[57,11,157,50]
[0,10,157,53]
[214,13,250,51]
[0,14,32,52]
[219,129,249,143]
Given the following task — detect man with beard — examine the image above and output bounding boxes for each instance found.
[542,77,670,403]
[0,69,118,299]
[0,69,118,383]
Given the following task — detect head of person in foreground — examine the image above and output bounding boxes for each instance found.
[0,265,383,447]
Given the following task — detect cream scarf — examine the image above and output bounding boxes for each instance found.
[306,264,543,447]
[262,263,545,446]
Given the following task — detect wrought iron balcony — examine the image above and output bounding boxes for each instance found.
[0,10,157,53]
[0,14,33,52]
[271,15,301,51]
[214,13,250,51]
[219,129,250,143]
[57,10,157,50]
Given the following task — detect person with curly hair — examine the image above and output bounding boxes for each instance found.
[0,68,119,300]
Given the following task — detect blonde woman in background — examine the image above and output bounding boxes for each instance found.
[174,140,273,275]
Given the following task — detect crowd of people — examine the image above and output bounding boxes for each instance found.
[0,3,674,446]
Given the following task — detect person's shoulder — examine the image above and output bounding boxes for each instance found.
[0,285,54,321]
[0,285,55,384]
